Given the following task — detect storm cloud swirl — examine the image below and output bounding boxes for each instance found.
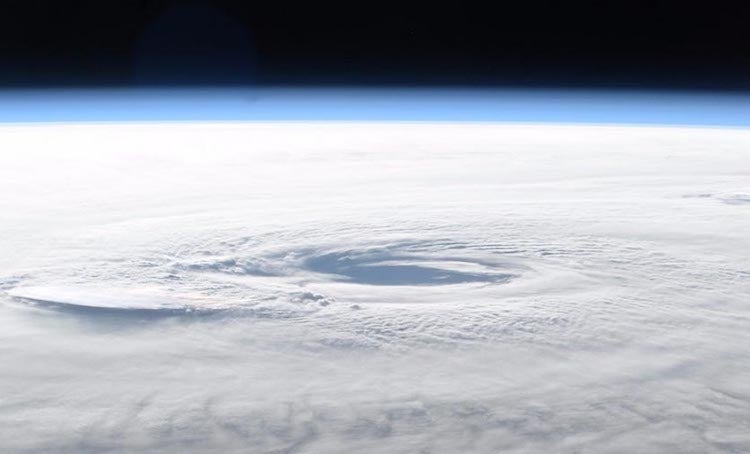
[0,123,748,453]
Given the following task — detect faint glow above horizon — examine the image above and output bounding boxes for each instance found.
[1,88,749,126]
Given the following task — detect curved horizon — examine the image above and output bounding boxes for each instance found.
[2,87,750,127]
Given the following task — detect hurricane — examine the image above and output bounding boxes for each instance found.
[0,121,747,452]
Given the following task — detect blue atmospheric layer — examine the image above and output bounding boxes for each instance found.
[1,88,749,126]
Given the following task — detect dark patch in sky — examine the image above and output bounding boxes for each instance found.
[1,1,749,89]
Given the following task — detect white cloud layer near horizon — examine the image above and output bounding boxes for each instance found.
[0,122,749,453]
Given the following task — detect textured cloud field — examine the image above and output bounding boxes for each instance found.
[0,123,749,453]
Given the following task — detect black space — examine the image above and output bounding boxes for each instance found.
[1,1,749,90]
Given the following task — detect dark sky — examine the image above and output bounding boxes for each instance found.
[1,1,749,89]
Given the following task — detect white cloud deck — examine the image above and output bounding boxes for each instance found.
[0,122,749,452]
